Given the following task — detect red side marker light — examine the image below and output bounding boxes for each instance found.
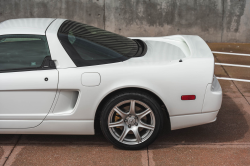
[181,95,196,100]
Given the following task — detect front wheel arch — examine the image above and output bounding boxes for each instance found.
[94,87,171,134]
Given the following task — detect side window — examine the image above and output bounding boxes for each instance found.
[0,35,51,71]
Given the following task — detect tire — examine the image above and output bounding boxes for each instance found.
[100,90,164,150]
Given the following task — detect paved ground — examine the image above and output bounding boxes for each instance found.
[1,43,250,166]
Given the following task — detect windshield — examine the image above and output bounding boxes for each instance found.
[58,20,139,66]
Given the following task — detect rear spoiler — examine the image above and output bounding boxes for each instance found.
[129,35,214,59]
[163,35,214,58]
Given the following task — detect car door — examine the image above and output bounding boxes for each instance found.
[0,34,58,129]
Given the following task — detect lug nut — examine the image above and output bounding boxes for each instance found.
[124,119,127,122]
[128,124,131,128]
[135,123,138,126]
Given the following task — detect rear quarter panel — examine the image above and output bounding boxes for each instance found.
[47,56,213,121]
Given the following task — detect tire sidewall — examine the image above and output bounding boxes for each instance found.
[100,92,163,150]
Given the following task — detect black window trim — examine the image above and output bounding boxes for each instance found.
[58,20,148,67]
[57,33,129,67]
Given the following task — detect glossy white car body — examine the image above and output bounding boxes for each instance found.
[0,18,222,134]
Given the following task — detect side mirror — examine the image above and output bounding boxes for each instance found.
[42,56,56,69]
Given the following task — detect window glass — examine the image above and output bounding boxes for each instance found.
[0,35,50,71]
[58,20,139,67]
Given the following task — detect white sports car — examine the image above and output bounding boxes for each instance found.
[0,18,222,149]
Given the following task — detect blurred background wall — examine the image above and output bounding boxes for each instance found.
[0,0,249,43]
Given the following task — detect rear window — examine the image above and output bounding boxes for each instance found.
[58,20,139,66]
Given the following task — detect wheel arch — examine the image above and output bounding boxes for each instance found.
[94,87,171,134]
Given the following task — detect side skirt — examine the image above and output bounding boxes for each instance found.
[0,120,94,135]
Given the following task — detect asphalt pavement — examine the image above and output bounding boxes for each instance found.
[0,43,250,166]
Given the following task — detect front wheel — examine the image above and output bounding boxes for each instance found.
[100,91,163,150]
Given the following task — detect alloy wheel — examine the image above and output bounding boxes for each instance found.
[108,100,155,145]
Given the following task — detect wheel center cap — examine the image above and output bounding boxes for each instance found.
[126,115,137,125]
[128,118,135,125]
